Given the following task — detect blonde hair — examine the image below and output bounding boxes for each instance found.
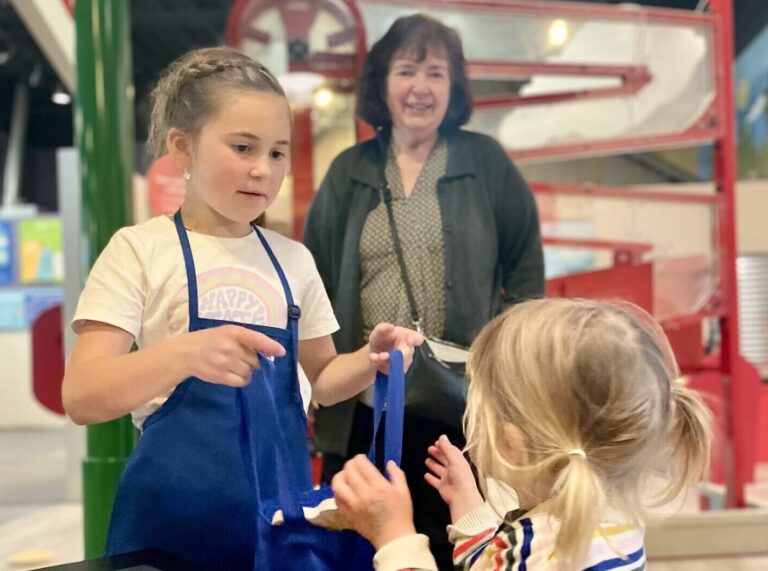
[465,298,712,568]
[147,46,286,159]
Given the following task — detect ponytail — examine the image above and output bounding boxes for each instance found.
[548,451,605,568]
[660,381,712,503]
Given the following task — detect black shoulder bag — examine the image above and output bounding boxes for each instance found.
[381,182,469,429]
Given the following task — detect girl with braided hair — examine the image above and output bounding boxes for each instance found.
[63,47,422,570]
[333,299,712,570]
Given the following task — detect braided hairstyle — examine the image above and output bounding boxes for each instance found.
[147,47,286,159]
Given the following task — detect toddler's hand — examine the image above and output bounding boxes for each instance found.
[182,325,285,387]
[332,456,416,550]
[425,435,484,523]
[367,323,424,374]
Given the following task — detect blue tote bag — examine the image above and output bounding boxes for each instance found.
[247,351,406,570]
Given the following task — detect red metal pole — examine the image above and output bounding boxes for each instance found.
[709,0,744,508]
[292,108,314,241]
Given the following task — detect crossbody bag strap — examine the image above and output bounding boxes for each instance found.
[381,181,422,333]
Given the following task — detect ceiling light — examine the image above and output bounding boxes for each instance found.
[313,87,334,109]
[278,72,326,106]
[51,85,71,105]
[548,19,569,47]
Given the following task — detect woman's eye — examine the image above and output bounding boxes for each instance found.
[271,150,286,160]
[233,144,251,154]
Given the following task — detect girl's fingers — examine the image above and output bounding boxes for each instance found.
[424,472,441,491]
[239,351,260,370]
[352,455,385,486]
[369,323,395,351]
[437,435,465,463]
[331,474,355,510]
[386,461,408,493]
[407,330,425,346]
[370,324,423,355]
[342,459,369,492]
[236,327,286,357]
[369,352,390,364]
[233,358,256,379]
[427,445,448,464]
[222,371,250,387]
[425,457,447,479]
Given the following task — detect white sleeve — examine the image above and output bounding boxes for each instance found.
[71,229,146,339]
[447,504,501,543]
[296,245,339,341]
[374,534,438,571]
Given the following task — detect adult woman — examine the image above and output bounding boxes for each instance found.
[304,14,544,569]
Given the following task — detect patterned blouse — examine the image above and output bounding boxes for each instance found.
[359,138,448,339]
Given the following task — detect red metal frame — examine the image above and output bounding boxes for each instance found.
[226,0,368,240]
[359,0,724,161]
[470,61,652,109]
[224,0,749,506]
[531,181,721,205]
[359,0,750,507]
[226,0,367,80]
[526,0,748,507]
[361,0,715,25]
[709,0,746,508]
[542,237,652,266]
[292,108,315,241]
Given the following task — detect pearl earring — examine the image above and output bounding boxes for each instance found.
[183,169,191,181]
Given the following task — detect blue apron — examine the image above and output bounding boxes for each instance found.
[105,212,402,570]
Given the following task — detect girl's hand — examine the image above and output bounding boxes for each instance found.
[182,325,285,387]
[332,456,416,550]
[367,323,424,374]
[425,435,485,522]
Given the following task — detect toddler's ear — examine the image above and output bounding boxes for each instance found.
[502,422,526,465]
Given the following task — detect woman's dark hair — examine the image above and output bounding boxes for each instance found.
[356,14,472,132]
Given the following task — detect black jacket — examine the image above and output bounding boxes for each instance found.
[304,129,544,455]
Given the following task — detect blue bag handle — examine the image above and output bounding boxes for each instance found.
[369,350,404,469]
[246,350,405,521]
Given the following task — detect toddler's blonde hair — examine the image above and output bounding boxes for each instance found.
[465,298,711,568]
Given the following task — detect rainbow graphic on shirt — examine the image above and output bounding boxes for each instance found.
[167,267,286,327]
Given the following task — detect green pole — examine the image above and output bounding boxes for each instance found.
[74,0,136,558]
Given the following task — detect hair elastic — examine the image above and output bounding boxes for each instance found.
[567,448,586,459]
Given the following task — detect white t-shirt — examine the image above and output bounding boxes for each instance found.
[72,215,339,429]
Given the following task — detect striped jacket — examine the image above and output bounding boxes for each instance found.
[373,504,645,571]
[451,507,645,570]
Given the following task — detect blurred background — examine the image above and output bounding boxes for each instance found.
[0,0,767,569]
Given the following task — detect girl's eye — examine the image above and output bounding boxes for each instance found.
[271,150,286,160]
[233,144,251,154]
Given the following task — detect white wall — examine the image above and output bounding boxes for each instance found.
[0,330,66,428]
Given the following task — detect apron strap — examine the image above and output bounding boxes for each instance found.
[252,225,300,373]
[173,210,200,322]
[172,212,300,341]
[253,226,301,336]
